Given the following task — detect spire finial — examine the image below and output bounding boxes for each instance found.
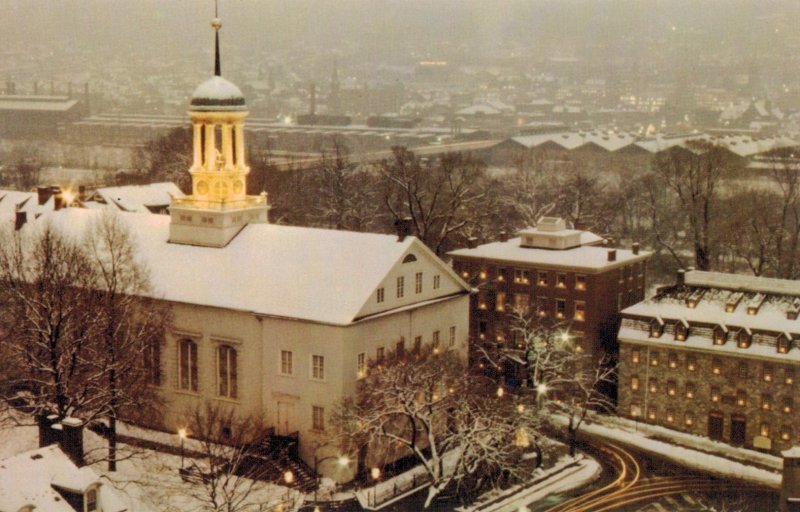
[211,0,222,76]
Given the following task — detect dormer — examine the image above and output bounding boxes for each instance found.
[746,293,766,315]
[649,317,664,338]
[725,292,743,313]
[713,324,728,345]
[674,319,689,341]
[787,299,800,320]
[685,289,703,309]
[736,327,752,349]
[778,332,794,354]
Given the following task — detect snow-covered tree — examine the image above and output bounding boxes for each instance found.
[332,346,535,508]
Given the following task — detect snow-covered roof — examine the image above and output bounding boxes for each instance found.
[0,95,80,112]
[0,190,37,213]
[685,270,800,297]
[21,209,464,325]
[90,182,184,213]
[455,104,502,116]
[508,131,637,152]
[0,445,126,512]
[448,236,649,271]
[190,76,246,111]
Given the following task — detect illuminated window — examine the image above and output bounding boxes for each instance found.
[556,299,566,319]
[574,301,585,321]
[575,274,586,290]
[648,378,658,393]
[312,355,325,380]
[668,352,678,369]
[415,272,423,294]
[736,389,746,407]
[514,269,530,284]
[782,426,792,442]
[712,358,722,375]
[687,355,697,372]
[312,406,325,431]
[178,339,198,392]
[281,350,293,375]
[783,397,793,414]
[631,375,640,391]
[650,351,659,367]
[396,276,404,298]
[737,329,751,349]
[762,394,772,411]
[711,386,721,403]
[675,322,688,341]
[630,403,642,417]
[778,334,792,354]
[685,382,695,399]
[376,287,385,303]
[649,319,664,338]
[647,408,656,421]
[217,345,238,399]
[667,380,677,396]
[631,348,641,364]
[556,273,567,288]
[537,271,548,286]
[357,353,366,379]
[514,293,530,314]
[685,413,694,427]
[666,410,675,423]
[496,292,506,312]
[760,422,770,438]
[786,368,795,385]
[713,326,727,345]
[764,365,773,383]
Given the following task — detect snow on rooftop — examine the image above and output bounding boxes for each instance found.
[449,236,648,270]
[685,270,800,297]
[22,209,423,325]
[0,445,126,512]
[93,182,184,213]
[190,76,246,111]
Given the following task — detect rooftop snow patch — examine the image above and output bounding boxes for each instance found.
[686,270,800,297]
[190,76,246,110]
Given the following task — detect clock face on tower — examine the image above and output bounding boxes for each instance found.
[197,180,209,195]
[234,180,244,194]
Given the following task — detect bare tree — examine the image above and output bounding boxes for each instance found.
[0,222,99,419]
[179,401,285,512]
[379,148,486,255]
[84,212,170,471]
[332,347,533,508]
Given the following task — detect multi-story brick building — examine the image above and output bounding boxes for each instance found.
[448,217,650,381]
[618,270,800,454]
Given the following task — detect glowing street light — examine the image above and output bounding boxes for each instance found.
[371,467,381,506]
[177,428,188,469]
[496,386,505,398]
[313,454,350,503]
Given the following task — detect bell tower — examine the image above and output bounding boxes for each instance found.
[169,9,268,247]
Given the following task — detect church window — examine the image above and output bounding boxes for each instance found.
[280,350,293,375]
[312,406,325,431]
[178,339,198,392]
[218,345,237,399]
[415,272,423,294]
[397,276,404,298]
[433,274,441,289]
[312,355,325,380]
[144,339,161,386]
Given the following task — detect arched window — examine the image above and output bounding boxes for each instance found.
[85,487,98,511]
[179,339,198,392]
[402,254,417,263]
[218,345,238,399]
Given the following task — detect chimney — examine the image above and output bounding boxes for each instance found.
[14,210,27,231]
[54,191,64,211]
[499,231,509,242]
[607,249,617,262]
[394,217,412,242]
[59,417,85,466]
[632,242,640,255]
[37,186,54,205]
[37,413,60,448]
[309,82,316,117]
[467,237,479,249]
[676,268,685,285]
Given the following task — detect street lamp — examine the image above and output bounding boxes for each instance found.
[371,467,381,507]
[177,428,188,469]
[313,454,350,503]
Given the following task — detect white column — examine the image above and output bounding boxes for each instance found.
[192,123,202,167]
[205,124,216,171]
[222,124,233,170]
[235,123,245,168]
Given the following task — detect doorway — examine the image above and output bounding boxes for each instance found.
[708,411,723,441]
[730,414,746,445]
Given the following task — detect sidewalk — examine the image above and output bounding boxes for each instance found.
[455,455,601,512]
[553,413,782,489]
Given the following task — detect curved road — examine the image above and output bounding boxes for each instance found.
[535,440,776,512]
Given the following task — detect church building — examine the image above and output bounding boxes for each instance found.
[19,14,470,481]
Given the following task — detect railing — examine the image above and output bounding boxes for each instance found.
[171,195,267,210]
[366,471,431,508]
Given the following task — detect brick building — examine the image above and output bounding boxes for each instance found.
[618,270,800,454]
[449,217,650,383]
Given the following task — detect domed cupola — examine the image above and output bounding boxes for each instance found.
[169,9,269,248]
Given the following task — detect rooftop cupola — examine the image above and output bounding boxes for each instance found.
[169,5,268,248]
[518,217,582,250]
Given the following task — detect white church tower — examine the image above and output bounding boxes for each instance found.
[169,13,268,247]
